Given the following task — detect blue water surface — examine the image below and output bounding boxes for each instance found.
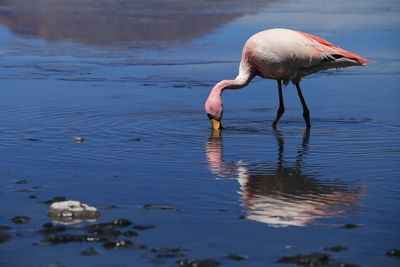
[0,0,399,266]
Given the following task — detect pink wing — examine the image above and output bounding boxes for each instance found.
[296,31,368,65]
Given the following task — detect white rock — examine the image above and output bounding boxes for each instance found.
[48,200,99,224]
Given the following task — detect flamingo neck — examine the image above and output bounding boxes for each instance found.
[211,67,254,96]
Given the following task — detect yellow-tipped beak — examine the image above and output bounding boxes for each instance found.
[210,118,222,130]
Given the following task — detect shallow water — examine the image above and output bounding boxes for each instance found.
[0,0,400,266]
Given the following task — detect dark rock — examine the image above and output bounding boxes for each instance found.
[103,240,134,249]
[142,204,180,212]
[12,216,31,224]
[25,137,41,141]
[151,247,190,253]
[39,223,67,234]
[223,254,248,260]
[277,253,330,266]
[133,225,155,230]
[39,196,67,205]
[112,218,133,228]
[341,224,364,229]
[239,215,246,219]
[73,137,86,143]
[81,247,100,256]
[328,263,361,267]
[45,234,105,244]
[149,259,165,265]
[135,244,149,250]
[124,230,139,237]
[15,189,33,193]
[0,225,12,231]
[100,205,119,210]
[157,253,185,258]
[89,226,121,237]
[385,249,400,258]
[176,259,221,267]
[0,234,14,243]
[42,223,54,229]
[323,246,348,252]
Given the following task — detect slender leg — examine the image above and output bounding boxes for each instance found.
[272,80,285,128]
[295,82,311,128]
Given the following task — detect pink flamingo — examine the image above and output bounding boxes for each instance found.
[205,28,368,129]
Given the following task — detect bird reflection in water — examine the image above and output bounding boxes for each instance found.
[205,130,363,227]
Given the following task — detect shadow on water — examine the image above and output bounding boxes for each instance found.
[205,129,364,227]
[0,0,277,47]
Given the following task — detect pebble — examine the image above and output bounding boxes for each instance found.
[223,254,248,260]
[323,246,348,252]
[142,204,180,212]
[133,225,155,230]
[385,249,400,258]
[277,253,330,266]
[341,224,364,229]
[12,216,31,224]
[73,137,86,143]
[40,196,68,205]
[103,240,134,249]
[0,234,14,243]
[176,259,221,267]
[81,247,101,256]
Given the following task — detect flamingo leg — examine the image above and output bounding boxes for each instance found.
[272,80,285,128]
[295,82,311,128]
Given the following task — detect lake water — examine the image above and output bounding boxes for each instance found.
[0,0,399,266]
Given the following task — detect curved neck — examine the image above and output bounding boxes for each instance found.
[210,67,255,97]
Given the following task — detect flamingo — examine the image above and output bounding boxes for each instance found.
[205,28,368,129]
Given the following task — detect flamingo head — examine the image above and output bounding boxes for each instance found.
[205,92,223,130]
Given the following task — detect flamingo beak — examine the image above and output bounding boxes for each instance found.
[210,118,222,130]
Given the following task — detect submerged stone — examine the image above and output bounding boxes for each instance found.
[112,218,133,228]
[88,225,121,237]
[15,189,33,193]
[151,247,190,253]
[0,225,12,231]
[100,205,119,210]
[323,246,348,252]
[328,263,361,267]
[176,259,221,267]
[341,224,364,229]
[81,247,101,256]
[73,137,86,143]
[45,234,106,244]
[124,230,139,237]
[149,259,165,265]
[156,253,185,258]
[142,204,180,212]
[277,253,330,266]
[385,249,400,258]
[223,254,248,260]
[48,200,99,224]
[40,196,68,205]
[12,216,31,224]
[0,234,14,243]
[25,137,41,141]
[103,240,134,249]
[133,225,155,230]
[40,223,67,234]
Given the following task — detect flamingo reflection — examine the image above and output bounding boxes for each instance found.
[205,130,363,227]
